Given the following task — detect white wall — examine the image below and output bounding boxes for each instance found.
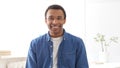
[85,0,120,62]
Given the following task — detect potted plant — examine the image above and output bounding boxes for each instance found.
[94,33,119,62]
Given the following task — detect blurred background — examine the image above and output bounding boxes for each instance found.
[0,0,120,67]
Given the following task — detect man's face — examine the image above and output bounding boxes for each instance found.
[45,9,66,37]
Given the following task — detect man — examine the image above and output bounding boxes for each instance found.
[26,4,89,68]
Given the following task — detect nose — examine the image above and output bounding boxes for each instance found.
[52,18,58,24]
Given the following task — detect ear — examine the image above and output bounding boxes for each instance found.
[45,18,47,23]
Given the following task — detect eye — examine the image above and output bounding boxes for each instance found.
[57,17,62,20]
[48,17,54,21]
[57,16,63,20]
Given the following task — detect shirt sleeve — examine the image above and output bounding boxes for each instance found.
[76,39,89,68]
[26,40,37,68]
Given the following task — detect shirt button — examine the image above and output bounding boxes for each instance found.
[51,55,52,58]
[49,66,51,68]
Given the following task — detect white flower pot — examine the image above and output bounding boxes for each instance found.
[98,51,107,63]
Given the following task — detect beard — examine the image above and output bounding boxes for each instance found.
[51,24,62,28]
[49,24,63,36]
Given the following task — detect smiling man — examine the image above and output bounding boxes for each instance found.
[26,4,89,68]
[45,9,65,37]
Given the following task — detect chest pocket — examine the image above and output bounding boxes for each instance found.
[61,43,76,55]
[62,49,75,55]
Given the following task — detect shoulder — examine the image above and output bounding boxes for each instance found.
[31,33,48,43]
[65,32,83,42]
[65,32,85,49]
[65,32,85,46]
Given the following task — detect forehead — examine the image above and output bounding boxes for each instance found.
[46,9,64,17]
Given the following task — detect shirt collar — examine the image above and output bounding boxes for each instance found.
[46,29,68,41]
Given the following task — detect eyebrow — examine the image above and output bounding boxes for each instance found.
[57,16,62,18]
[48,16,62,18]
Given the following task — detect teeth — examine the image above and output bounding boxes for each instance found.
[51,25,60,28]
[53,26,59,28]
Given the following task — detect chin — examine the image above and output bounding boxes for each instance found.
[53,31,60,34]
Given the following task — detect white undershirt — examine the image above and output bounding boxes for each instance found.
[51,36,63,68]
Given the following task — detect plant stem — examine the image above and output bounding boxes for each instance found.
[101,41,104,52]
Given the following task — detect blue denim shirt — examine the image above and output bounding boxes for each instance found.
[26,30,89,68]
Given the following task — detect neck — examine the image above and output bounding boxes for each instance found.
[50,30,64,38]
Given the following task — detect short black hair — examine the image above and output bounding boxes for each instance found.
[45,4,66,19]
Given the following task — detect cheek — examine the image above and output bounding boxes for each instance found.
[45,21,51,25]
[46,23,51,28]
